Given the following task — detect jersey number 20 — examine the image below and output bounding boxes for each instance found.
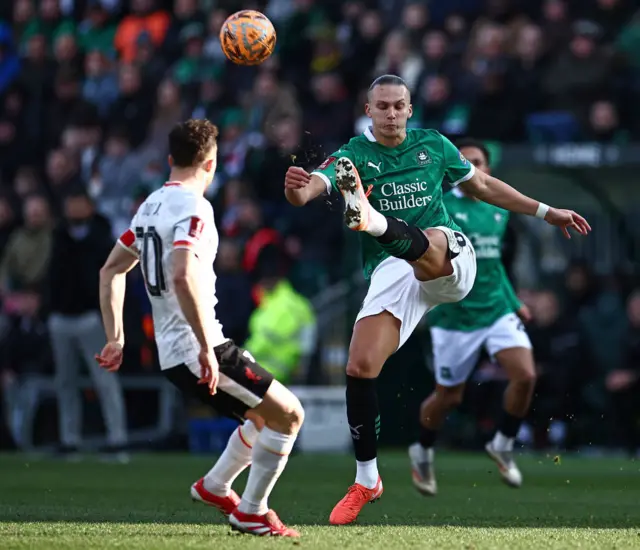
[135,227,166,297]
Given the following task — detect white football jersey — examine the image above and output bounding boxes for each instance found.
[118,182,226,370]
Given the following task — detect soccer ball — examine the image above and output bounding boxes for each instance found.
[219,10,276,66]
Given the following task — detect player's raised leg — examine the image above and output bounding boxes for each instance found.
[335,156,458,284]
[486,345,536,488]
[329,312,400,525]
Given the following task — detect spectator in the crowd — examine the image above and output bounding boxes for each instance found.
[45,147,83,210]
[47,190,127,460]
[414,74,468,136]
[82,49,119,119]
[139,78,186,162]
[11,0,36,45]
[374,30,423,93]
[0,195,53,293]
[163,0,204,64]
[304,72,353,153]
[542,20,613,115]
[540,0,572,54]
[114,0,170,63]
[401,2,431,50]
[95,128,142,237]
[340,9,384,91]
[52,27,81,74]
[508,23,548,115]
[244,245,316,385]
[45,67,94,152]
[107,63,153,147]
[77,2,117,54]
[13,166,43,201]
[243,70,301,136]
[605,290,640,456]
[582,99,628,143]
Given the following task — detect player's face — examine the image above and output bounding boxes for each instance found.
[365,85,412,139]
[459,146,490,175]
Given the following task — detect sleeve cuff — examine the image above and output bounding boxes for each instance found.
[117,239,139,258]
[450,163,476,187]
[311,171,332,194]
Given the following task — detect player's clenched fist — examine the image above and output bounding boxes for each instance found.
[95,342,124,372]
[284,166,311,189]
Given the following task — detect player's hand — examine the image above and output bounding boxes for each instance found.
[516,304,532,324]
[197,347,219,395]
[544,207,592,239]
[95,342,124,372]
[284,166,311,190]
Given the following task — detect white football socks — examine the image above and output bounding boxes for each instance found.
[365,209,388,237]
[203,420,259,496]
[237,427,297,516]
[492,430,514,452]
[356,458,379,489]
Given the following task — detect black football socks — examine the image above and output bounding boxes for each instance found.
[346,376,380,462]
[375,217,430,261]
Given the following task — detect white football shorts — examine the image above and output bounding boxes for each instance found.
[355,226,477,350]
[431,312,532,387]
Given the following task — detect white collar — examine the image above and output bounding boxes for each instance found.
[364,126,376,142]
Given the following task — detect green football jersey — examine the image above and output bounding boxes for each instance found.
[427,188,521,331]
[311,127,475,279]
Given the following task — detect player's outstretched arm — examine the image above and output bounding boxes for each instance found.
[99,244,139,346]
[97,244,139,371]
[284,167,327,206]
[460,170,592,239]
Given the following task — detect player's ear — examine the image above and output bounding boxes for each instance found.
[365,103,372,119]
[167,155,174,168]
[204,159,214,172]
[408,103,413,119]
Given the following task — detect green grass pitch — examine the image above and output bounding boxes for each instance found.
[1,451,639,549]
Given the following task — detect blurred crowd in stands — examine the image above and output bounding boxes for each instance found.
[0,0,638,454]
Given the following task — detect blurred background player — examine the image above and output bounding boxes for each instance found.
[284,75,590,525]
[409,138,535,496]
[96,119,303,538]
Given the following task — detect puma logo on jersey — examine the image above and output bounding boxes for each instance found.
[367,161,382,173]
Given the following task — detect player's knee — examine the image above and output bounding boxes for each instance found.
[273,394,304,435]
[510,364,536,386]
[345,356,380,378]
[519,368,537,387]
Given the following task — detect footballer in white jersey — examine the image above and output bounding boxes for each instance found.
[118,182,226,372]
[95,119,303,538]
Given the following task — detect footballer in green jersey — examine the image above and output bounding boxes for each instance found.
[284,75,591,526]
[409,139,535,498]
